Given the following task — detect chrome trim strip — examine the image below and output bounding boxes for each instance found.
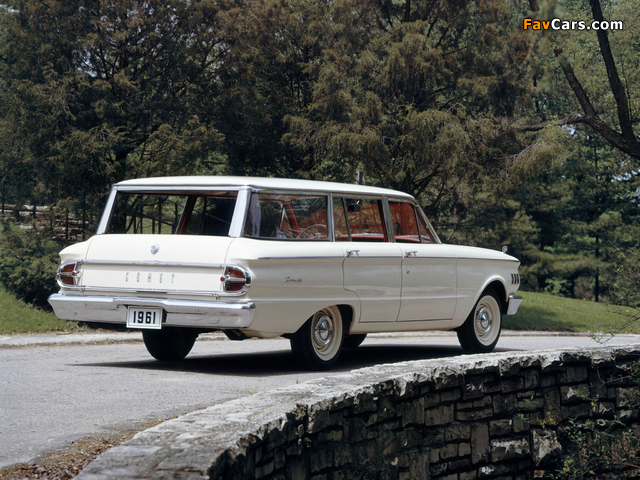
[258,256,346,260]
[507,294,523,315]
[228,187,249,238]
[327,193,335,242]
[48,294,256,329]
[97,187,118,234]
[458,257,520,263]
[78,259,227,268]
[61,285,229,295]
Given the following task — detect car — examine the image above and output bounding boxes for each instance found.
[48,176,523,369]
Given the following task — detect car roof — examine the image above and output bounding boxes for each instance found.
[115,176,415,199]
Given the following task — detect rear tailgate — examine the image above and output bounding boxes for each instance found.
[79,234,235,294]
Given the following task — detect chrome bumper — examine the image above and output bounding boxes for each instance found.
[507,294,523,315]
[48,294,255,329]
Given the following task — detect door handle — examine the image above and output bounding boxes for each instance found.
[346,249,360,257]
[405,250,417,257]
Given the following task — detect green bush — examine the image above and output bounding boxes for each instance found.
[0,221,61,309]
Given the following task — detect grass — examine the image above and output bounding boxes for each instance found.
[503,291,640,334]
[0,288,80,334]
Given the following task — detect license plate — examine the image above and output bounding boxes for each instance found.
[126,307,163,329]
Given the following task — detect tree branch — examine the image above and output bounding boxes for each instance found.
[551,48,640,160]
[588,0,635,141]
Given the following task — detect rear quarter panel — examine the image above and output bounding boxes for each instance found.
[224,238,360,335]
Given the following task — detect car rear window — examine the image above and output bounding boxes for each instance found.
[107,191,237,236]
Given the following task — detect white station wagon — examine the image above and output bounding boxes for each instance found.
[49,176,523,369]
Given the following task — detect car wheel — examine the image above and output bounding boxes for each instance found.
[457,289,502,353]
[343,333,367,349]
[290,306,344,370]
[142,328,198,361]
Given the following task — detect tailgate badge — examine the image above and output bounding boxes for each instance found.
[151,244,160,255]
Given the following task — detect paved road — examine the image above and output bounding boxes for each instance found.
[2,331,640,468]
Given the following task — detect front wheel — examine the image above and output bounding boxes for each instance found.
[457,289,502,353]
[142,328,198,361]
[290,306,344,370]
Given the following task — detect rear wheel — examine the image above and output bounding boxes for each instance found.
[457,289,502,353]
[290,306,344,370]
[142,328,198,361]
[343,333,367,349]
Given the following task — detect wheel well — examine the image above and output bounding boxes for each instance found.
[337,304,355,334]
[487,280,508,314]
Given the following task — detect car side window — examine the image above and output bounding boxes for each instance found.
[243,193,328,240]
[333,197,350,241]
[389,201,432,244]
[344,198,387,242]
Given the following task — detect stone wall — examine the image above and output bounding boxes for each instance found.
[77,345,640,480]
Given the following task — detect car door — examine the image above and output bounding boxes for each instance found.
[336,197,403,323]
[388,201,457,323]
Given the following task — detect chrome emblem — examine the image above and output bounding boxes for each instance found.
[151,244,160,255]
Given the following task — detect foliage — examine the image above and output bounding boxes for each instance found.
[551,418,640,480]
[0,0,639,306]
[0,288,76,334]
[501,291,638,333]
[0,221,61,309]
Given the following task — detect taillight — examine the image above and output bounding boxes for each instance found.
[57,262,79,287]
[220,266,250,293]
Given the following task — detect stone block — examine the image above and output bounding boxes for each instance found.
[286,458,308,479]
[493,393,518,414]
[560,385,589,404]
[318,429,343,443]
[399,397,425,427]
[561,403,591,420]
[565,365,589,383]
[459,442,472,456]
[425,404,454,426]
[531,429,562,466]
[455,407,494,421]
[441,389,462,402]
[616,387,640,408]
[518,396,544,413]
[460,471,478,480]
[464,376,485,400]
[424,392,441,408]
[354,440,378,468]
[489,419,512,436]
[491,438,531,462]
[444,423,471,442]
[274,450,286,470]
[422,428,445,445]
[471,424,490,464]
[540,374,556,388]
[449,458,472,470]
[310,444,334,472]
[542,388,562,424]
[524,370,540,389]
[439,443,458,460]
[483,382,501,394]
[512,415,530,433]
[344,418,367,443]
[501,377,524,393]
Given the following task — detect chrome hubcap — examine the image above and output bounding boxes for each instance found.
[313,314,333,348]
[475,306,493,337]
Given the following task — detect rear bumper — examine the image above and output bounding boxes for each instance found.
[506,294,523,315]
[48,294,255,329]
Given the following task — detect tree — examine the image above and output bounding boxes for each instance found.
[0,0,228,231]
[520,0,640,161]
